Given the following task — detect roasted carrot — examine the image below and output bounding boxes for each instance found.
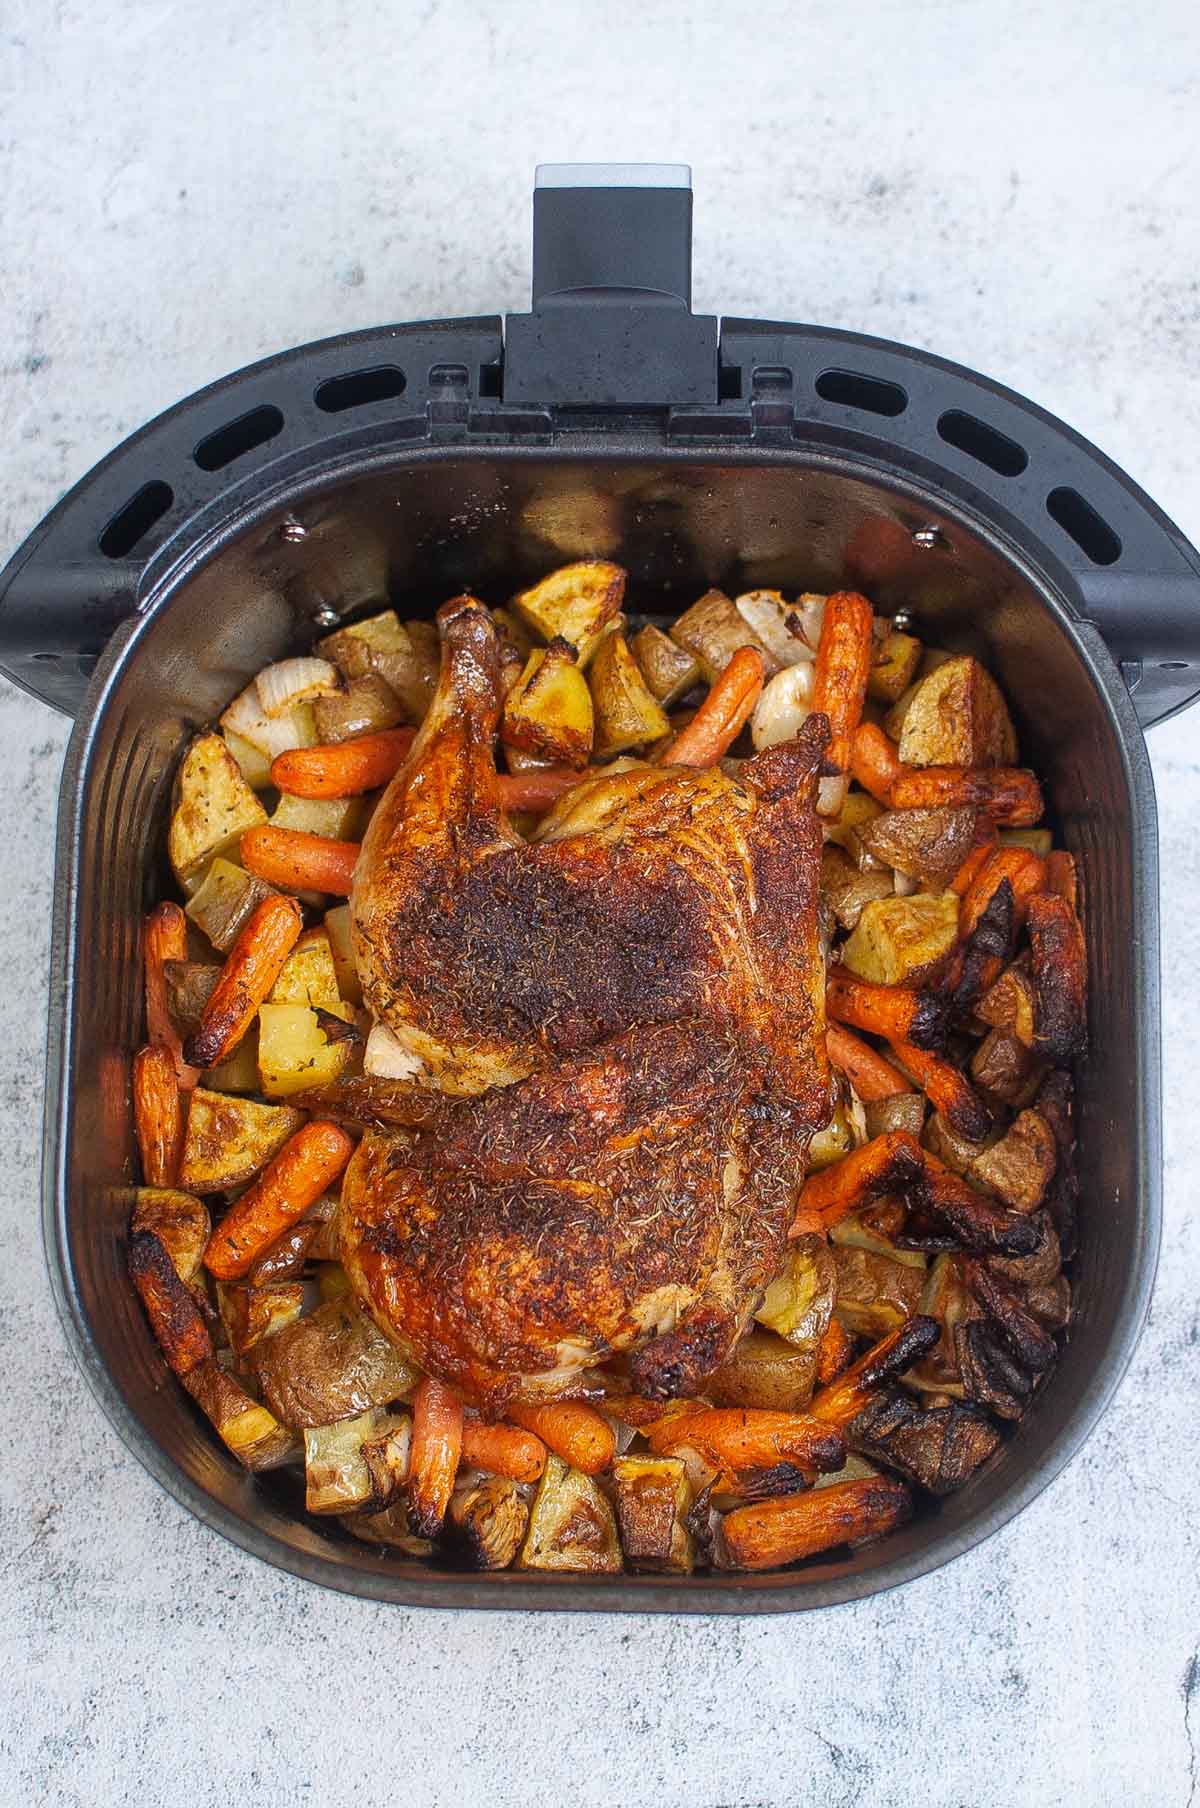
[646,1407,845,1475]
[497,767,591,812]
[959,844,1046,939]
[812,592,874,791]
[825,1023,910,1101]
[144,902,200,1089]
[408,1376,465,1537]
[183,892,303,1070]
[810,1317,940,1428]
[850,721,904,804]
[814,1316,854,1386]
[826,968,945,1052]
[1026,891,1088,1064]
[204,1120,355,1281]
[950,840,996,898]
[132,1043,184,1187]
[909,1146,1041,1255]
[271,727,416,799]
[888,1037,992,1143]
[240,825,360,897]
[888,765,1044,826]
[507,1401,616,1476]
[459,1420,548,1485]
[1045,849,1078,910]
[128,1229,213,1378]
[659,645,765,766]
[722,1475,910,1570]
[791,1130,924,1235]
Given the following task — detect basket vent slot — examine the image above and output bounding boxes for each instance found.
[194,405,284,473]
[1046,487,1122,566]
[937,409,1028,477]
[815,367,907,417]
[314,366,407,413]
[99,481,174,559]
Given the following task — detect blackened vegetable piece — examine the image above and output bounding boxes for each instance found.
[964,1261,1059,1374]
[848,1387,1003,1494]
[1034,1070,1079,1258]
[955,1320,1037,1420]
[1026,891,1088,1063]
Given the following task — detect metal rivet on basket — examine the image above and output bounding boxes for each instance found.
[912,526,947,551]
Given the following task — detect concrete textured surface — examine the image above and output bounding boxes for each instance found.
[2,3,1198,1804]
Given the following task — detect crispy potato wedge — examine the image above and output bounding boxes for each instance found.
[184,858,275,955]
[501,639,595,767]
[669,587,777,685]
[268,928,343,1009]
[130,1188,210,1286]
[612,1456,694,1573]
[178,1089,304,1194]
[969,1108,1057,1212]
[589,631,671,755]
[216,1281,305,1357]
[168,733,268,892]
[319,610,439,723]
[257,1002,354,1097]
[510,562,626,667]
[312,673,404,744]
[222,728,275,790]
[860,806,978,889]
[517,1453,622,1573]
[249,1297,420,1428]
[630,623,701,707]
[708,1330,818,1413]
[447,1476,530,1571]
[868,628,923,703]
[203,1032,262,1094]
[183,1358,300,1470]
[889,655,1017,768]
[127,1229,212,1377]
[840,891,960,987]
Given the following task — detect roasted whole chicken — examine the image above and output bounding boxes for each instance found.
[343,596,831,1405]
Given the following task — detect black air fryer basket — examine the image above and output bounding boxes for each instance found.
[3,165,1197,1610]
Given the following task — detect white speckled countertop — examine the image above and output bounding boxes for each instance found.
[2,3,1198,1803]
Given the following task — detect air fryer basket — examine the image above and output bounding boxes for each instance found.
[4,168,1199,1610]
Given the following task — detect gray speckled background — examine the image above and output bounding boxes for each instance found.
[2,4,1198,1804]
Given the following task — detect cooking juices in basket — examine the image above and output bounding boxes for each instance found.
[2,167,1198,1609]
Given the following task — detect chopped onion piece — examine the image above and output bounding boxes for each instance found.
[220,683,317,760]
[750,663,815,752]
[893,867,919,896]
[255,657,340,719]
[734,591,816,670]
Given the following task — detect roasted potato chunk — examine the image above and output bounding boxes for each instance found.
[970,1027,1044,1109]
[184,1358,300,1471]
[258,1002,354,1097]
[178,1090,304,1194]
[612,1456,694,1572]
[249,1297,420,1428]
[868,627,923,703]
[510,561,626,666]
[319,610,438,723]
[323,904,362,1005]
[312,673,404,744]
[669,587,777,685]
[976,957,1037,1045]
[840,891,959,986]
[184,858,274,954]
[860,806,977,889]
[268,791,367,841]
[820,847,895,933]
[517,1452,622,1573]
[168,733,268,892]
[708,1329,818,1413]
[831,1245,925,1337]
[630,623,701,707]
[268,928,342,1009]
[969,1108,1057,1212]
[589,631,671,755]
[222,728,274,790]
[824,790,883,867]
[755,1238,837,1350]
[130,1188,210,1286]
[501,639,595,768]
[888,655,1017,767]
[216,1281,305,1357]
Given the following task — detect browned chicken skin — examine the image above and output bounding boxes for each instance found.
[343,595,832,1406]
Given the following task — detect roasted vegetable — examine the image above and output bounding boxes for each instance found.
[827,968,946,1052]
[517,1452,622,1573]
[889,765,1043,827]
[750,663,814,752]
[809,1316,941,1429]
[127,1229,212,1377]
[244,1217,320,1284]
[969,1108,1057,1212]
[510,562,626,667]
[178,1089,305,1194]
[168,733,268,891]
[955,1320,1039,1420]
[851,721,905,803]
[130,1188,210,1286]
[446,1476,530,1570]
[249,1296,420,1428]
[660,646,765,765]
[645,1407,845,1476]
[868,627,923,703]
[970,1027,1044,1109]
[506,1402,616,1476]
[831,1244,924,1337]
[241,823,359,895]
[407,1376,464,1537]
[204,1120,354,1280]
[630,622,702,707]
[184,859,274,955]
[268,789,367,841]
[848,1388,1002,1494]
[1026,891,1088,1063]
[888,654,1017,768]
[922,1110,993,1176]
[976,957,1037,1046]
[304,1408,408,1513]
[501,638,596,767]
[755,1238,837,1349]
[669,587,776,685]
[459,1420,547,1484]
[721,1475,910,1570]
[890,1039,992,1144]
[312,673,405,744]
[708,1330,819,1412]
[258,1003,355,1097]
[183,1359,299,1471]
[811,591,875,809]
[323,903,362,1004]
[132,1044,184,1187]
[863,1092,926,1139]
[217,1281,305,1357]
[860,806,978,890]
[827,1024,911,1102]
[340,1503,432,1555]
[184,894,304,1071]
[735,589,817,668]
[318,610,439,723]
[589,631,671,755]
[222,727,275,789]
[820,846,895,933]
[202,1033,262,1094]
[824,790,884,868]
[840,891,960,987]
[143,901,200,1087]
[612,1456,694,1572]
[806,1095,861,1169]
[220,683,317,763]
[272,728,415,800]
[162,960,219,1034]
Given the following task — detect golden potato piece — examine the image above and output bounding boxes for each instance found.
[840,891,960,986]
[518,1453,622,1573]
[888,655,1017,767]
[269,791,367,841]
[612,1456,694,1572]
[323,904,361,1005]
[130,1188,210,1286]
[258,1002,353,1097]
[185,858,274,954]
[318,610,438,723]
[501,640,595,768]
[268,928,343,1009]
[182,1358,299,1471]
[178,1089,304,1194]
[669,588,777,685]
[510,561,626,666]
[868,628,923,703]
[216,1280,305,1357]
[168,733,267,891]
[630,623,702,707]
[590,632,671,755]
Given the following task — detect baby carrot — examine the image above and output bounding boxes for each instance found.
[722,1475,910,1570]
[959,844,1046,938]
[659,646,765,766]
[132,1043,184,1187]
[888,764,1043,826]
[812,593,874,786]
[144,902,200,1088]
[240,826,360,897]
[506,1401,616,1476]
[184,892,303,1070]
[204,1120,355,1281]
[270,727,416,799]
[459,1420,547,1485]
[825,1023,910,1101]
[408,1377,464,1537]
[850,721,904,804]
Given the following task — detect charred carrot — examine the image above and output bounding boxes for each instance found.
[183,892,303,1070]
[826,968,945,1052]
[889,1038,992,1143]
[132,1043,184,1187]
[459,1420,547,1485]
[950,841,996,898]
[408,1377,465,1537]
[240,826,360,897]
[1026,891,1088,1064]
[959,845,1046,939]
[646,1407,845,1475]
[910,1147,1041,1254]
[850,721,904,804]
[810,1317,940,1428]
[128,1229,213,1378]
[659,645,766,766]
[812,593,874,786]
[814,1316,855,1386]
[888,765,1043,826]
[1045,849,1078,909]
[271,727,416,798]
[144,902,200,1089]
[204,1120,355,1281]
[791,1130,923,1234]
[496,767,591,812]
[722,1475,910,1570]
[507,1401,616,1476]
[825,1023,910,1102]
